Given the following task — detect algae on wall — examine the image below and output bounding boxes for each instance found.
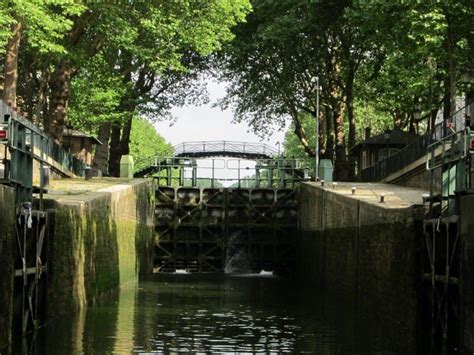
[0,186,15,350]
[296,183,423,354]
[46,180,154,317]
[460,194,474,352]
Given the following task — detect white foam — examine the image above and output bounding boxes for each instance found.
[175,269,189,274]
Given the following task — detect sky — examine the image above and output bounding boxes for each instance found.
[154,79,287,150]
[153,79,289,186]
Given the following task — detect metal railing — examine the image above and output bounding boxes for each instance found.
[361,104,471,182]
[32,134,85,177]
[361,133,432,181]
[425,126,473,217]
[0,100,85,178]
[173,140,279,159]
[135,156,311,188]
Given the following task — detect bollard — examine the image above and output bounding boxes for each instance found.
[85,166,92,180]
[120,155,134,178]
[351,187,356,195]
[379,193,386,203]
[422,193,430,204]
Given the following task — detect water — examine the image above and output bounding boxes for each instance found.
[32,273,361,354]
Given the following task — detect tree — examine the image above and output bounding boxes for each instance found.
[102,0,252,176]
[40,0,250,172]
[218,0,473,181]
[0,0,84,107]
[2,1,251,177]
[217,0,373,180]
[129,117,173,173]
[356,0,474,132]
[283,102,391,170]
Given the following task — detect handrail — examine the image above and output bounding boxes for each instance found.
[173,140,279,158]
[1,100,85,178]
[361,103,472,182]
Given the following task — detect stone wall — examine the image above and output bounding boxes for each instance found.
[460,193,474,353]
[0,185,15,350]
[43,179,154,317]
[297,182,424,354]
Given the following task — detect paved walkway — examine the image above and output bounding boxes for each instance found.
[306,181,428,209]
[41,178,143,202]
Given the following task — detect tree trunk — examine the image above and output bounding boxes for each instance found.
[333,100,348,181]
[408,114,418,134]
[46,62,75,142]
[3,21,22,107]
[110,53,136,174]
[93,122,111,174]
[346,65,356,181]
[430,109,438,132]
[108,123,122,177]
[119,113,133,156]
[322,106,334,161]
[293,112,315,157]
[393,110,406,130]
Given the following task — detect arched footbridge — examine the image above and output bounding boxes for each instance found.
[173,140,279,159]
[134,140,302,182]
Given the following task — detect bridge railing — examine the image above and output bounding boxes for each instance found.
[173,140,279,158]
[135,156,311,188]
[361,104,471,182]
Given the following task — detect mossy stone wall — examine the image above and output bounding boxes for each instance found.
[44,179,154,317]
[0,186,15,350]
[297,183,423,353]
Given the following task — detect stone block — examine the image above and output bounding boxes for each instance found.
[120,155,134,178]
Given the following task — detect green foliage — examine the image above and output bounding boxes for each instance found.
[130,118,173,173]
[194,179,223,188]
[0,0,85,55]
[283,103,392,167]
[3,0,252,146]
[68,54,126,131]
[0,5,15,49]
[284,113,316,160]
[353,101,393,139]
[218,0,473,179]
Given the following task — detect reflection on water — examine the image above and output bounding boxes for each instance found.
[34,274,359,354]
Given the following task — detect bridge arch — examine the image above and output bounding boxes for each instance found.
[173,140,278,159]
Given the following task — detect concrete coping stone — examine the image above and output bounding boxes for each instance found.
[38,178,151,205]
[304,181,427,210]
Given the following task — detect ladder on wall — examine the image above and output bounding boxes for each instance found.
[423,126,473,353]
[0,103,49,348]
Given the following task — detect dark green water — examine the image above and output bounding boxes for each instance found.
[33,273,359,354]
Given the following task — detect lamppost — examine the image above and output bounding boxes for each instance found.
[315,76,321,181]
[384,130,390,160]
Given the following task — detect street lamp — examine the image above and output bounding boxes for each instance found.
[315,76,321,181]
